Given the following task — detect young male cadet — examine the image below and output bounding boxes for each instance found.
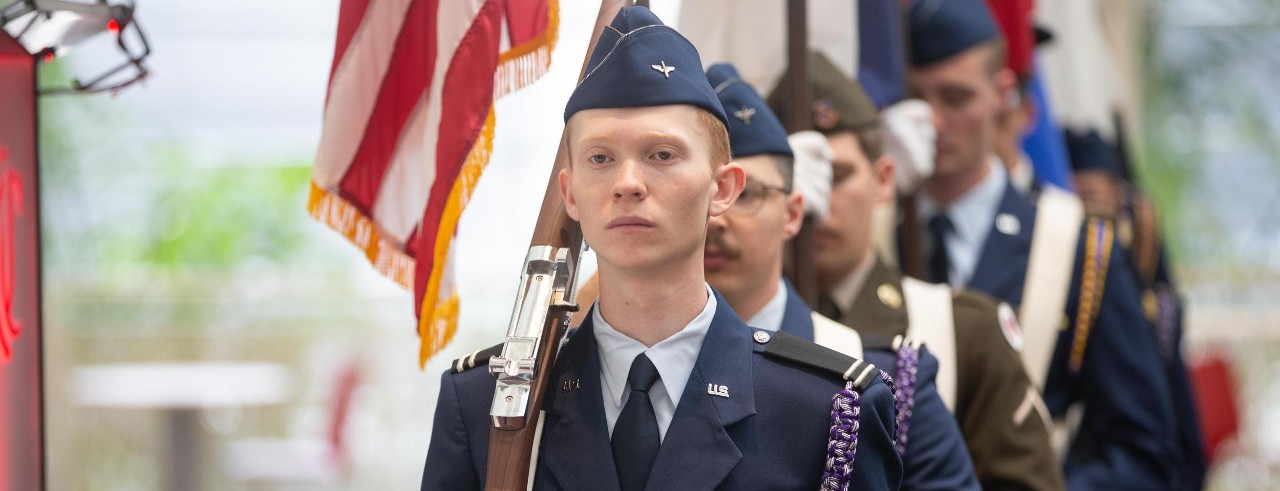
[904,1,1178,488]
[770,52,1064,491]
[703,62,979,491]
[1063,130,1205,491]
[421,7,902,491]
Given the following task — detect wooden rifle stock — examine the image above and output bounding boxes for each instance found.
[483,2,626,489]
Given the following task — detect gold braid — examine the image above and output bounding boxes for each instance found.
[1070,219,1114,373]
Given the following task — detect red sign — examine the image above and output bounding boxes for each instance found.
[1,32,44,490]
[0,163,20,361]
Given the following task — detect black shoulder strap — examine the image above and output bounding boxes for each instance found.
[450,343,503,374]
[759,330,880,392]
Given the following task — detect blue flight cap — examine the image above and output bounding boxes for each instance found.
[707,63,792,159]
[1064,129,1122,175]
[908,0,1001,67]
[564,7,726,126]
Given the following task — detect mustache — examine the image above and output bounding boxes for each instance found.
[704,231,741,259]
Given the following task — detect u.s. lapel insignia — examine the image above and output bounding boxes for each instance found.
[734,106,756,125]
[996,213,1021,236]
[707,384,730,398]
[651,60,675,78]
[877,284,903,310]
[561,378,581,393]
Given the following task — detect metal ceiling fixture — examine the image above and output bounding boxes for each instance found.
[2,0,151,94]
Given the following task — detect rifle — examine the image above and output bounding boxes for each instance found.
[483,1,627,489]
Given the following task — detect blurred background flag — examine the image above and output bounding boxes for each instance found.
[1020,62,1074,190]
[307,0,559,367]
[856,0,906,109]
[677,0,856,94]
[1035,0,1122,141]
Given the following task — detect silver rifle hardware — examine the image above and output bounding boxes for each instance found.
[488,244,580,429]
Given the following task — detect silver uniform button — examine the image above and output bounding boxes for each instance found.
[753,331,771,344]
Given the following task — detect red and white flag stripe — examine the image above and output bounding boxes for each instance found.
[309,0,558,366]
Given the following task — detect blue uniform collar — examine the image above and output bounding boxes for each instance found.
[778,278,816,341]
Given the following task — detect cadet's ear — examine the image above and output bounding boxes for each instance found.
[560,167,580,221]
[873,154,895,205]
[709,161,746,217]
[782,190,804,239]
[995,67,1018,112]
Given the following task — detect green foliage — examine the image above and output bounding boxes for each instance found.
[1134,4,1280,275]
[110,155,315,269]
[37,58,321,274]
[1135,5,1198,267]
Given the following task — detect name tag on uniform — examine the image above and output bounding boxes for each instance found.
[707,384,729,398]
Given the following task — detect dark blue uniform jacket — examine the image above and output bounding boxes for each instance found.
[422,291,903,490]
[967,184,1179,490]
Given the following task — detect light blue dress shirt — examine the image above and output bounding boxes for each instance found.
[746,279,788,332]
[592,283,716,442]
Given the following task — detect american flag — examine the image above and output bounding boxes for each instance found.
[308,0,558,367]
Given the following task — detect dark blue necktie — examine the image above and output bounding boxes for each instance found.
[612,353,661,491]
[929,214,954,284]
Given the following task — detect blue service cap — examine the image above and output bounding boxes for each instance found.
[908,0,1000,67]
[1064,129,1122,175]
[707,63,792,159]
[564,7,726,126]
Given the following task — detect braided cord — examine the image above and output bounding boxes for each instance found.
[892,345,920,456]
[820,381,860,491]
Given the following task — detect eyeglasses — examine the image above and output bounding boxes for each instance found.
[729,180,789,216]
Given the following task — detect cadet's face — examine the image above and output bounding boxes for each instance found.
[561,105,743,274]
[1073,170,1122,217]
[815,132,892,275]
[908,46,1003,183]
[704,155,803,300]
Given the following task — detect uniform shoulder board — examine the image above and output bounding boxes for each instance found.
[1069,217,1116,373]
[450,343,503,374]
[755,329,880,392]
[451,328,585,374]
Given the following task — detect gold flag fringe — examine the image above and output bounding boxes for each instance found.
[417,1,560,366]
[419,108,497,367]
[307,180,415,289]
[494,0,560,99]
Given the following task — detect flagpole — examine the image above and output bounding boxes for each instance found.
[890,2,927,279]
[780,0,818,307]
[483,1,626,489]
